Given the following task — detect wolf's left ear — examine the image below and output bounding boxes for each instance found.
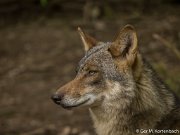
[78,27,98,52]
[109,25,138,65]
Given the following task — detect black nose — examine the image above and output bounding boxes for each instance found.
[51,94,64,105]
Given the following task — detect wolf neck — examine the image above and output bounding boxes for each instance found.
[89,60,174,135]
[89,104,134,135]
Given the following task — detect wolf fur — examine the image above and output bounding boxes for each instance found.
[51,25,180,135]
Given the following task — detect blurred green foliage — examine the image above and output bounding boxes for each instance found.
[153,62,180,95]
[40,0,48,8]
[103,4,114,19]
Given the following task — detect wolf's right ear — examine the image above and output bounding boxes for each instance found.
[78,27,98,52]
[109,25,138,66]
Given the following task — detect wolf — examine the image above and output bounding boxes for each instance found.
[51,25,180,135]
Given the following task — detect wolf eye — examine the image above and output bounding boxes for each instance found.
[88,70,98,75]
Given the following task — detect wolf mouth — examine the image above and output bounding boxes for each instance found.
[61,98,90,109]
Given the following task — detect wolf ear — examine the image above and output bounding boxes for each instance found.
[109,25,138,65]
[78,27,98,51]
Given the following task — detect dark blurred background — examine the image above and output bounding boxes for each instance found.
[0,0,179,135]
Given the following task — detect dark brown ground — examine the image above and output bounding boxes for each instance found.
[0,2,180,135]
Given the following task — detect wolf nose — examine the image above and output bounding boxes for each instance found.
[51,94,64,105]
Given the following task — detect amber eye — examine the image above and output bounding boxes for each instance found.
[88,70,98,75]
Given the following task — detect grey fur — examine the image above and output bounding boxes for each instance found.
[78,42,124,82]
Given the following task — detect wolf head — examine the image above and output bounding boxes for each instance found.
[52,25,141,109]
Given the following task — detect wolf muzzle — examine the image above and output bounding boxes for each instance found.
[51,93,64,105]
